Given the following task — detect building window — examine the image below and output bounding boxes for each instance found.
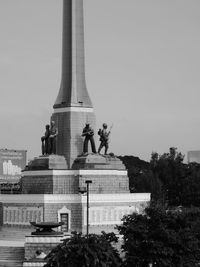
[58,206,71,233]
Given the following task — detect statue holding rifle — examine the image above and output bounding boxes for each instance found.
[98,123,113,155]
[82,123,96,154]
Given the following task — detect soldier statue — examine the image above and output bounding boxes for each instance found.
[49,121,58,154]
[98,123,112,155]
[41,124,50,155]
[82,123,96,154]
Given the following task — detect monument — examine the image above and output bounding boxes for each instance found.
[0,0,150,265]
[52,0,96,168]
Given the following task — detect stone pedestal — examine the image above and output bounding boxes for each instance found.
[72,153,126,170]
[24,235,64,260]
[24,155,68,171]
[21,155,70,194]
[21,154,129,195]
[23,232,69,267]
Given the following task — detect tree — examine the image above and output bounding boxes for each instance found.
[120,149,200,207]
[181,163,200,206]
[119,156,162,201]
[150,147,187,206]
[44,232,122,267]
[117,205,200,267]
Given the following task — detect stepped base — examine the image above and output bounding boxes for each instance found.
[72,153,126,170]
[23,261,45,267]
[24,155,68,171]
[0,246,24,267]
[0,227,30,242]
[0,260,23,267]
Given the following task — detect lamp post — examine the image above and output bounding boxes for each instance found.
[86,180,92,238]
[79,180,92,239]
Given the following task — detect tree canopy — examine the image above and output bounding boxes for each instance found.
[44,206,200,267]
[120,147,200,207]
[119,155,163,201]
[117,205,200,267]
[44,232,122,267]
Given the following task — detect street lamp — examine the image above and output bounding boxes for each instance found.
[79,180,92,239]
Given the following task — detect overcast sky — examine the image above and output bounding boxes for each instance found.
[0,0,200,162]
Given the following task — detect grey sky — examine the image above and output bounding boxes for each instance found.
[0,0,200,161]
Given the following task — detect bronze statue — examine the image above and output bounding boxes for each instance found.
[98,123,112,155]
[82,123,96,154]
[49,121,58,154]
[41,124,50,155]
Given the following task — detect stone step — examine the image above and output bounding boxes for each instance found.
[0,227,30,241]
[0,260,23,267]
[0,247,24,261]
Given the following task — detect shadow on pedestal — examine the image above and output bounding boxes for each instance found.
[24,155,68,171]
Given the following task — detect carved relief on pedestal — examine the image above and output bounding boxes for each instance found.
[3,206,43,225]
[84,204,144,226]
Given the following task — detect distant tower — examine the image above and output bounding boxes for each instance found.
[52,0,96,168]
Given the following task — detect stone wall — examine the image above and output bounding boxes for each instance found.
[79,174,129,194]
[21,176,53,194]
[0,193,151,233]
[21,169,129,195]
[21,174,79,194]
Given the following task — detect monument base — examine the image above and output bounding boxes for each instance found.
[0,154,150,235]
[0,193,150,235]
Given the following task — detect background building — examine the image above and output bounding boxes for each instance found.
[0,149,27,194]
[188,151,200,163]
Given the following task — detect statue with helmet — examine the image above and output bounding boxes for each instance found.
[98,123,112,155]
[49,121,58,154]
[82,123,96,154]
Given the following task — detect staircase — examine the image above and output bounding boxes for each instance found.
[0,246,24,267]
[0,227,29,267]
[0,226,30,241]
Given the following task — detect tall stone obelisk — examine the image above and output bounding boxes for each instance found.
[52,0,96,168]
